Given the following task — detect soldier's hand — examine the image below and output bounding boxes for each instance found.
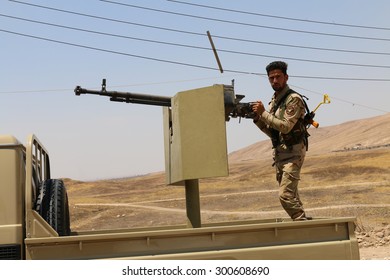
[252,101,265,117]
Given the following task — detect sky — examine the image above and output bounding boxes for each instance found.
[1,0,389,181]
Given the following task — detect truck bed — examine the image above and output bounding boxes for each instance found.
[24,217,359,260]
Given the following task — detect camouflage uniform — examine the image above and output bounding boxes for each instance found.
[254,85,308,220]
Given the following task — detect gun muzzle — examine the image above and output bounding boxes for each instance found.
[74,86,82,96]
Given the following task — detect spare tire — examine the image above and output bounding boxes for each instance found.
[35,179,71,236]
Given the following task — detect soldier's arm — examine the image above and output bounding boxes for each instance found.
[259,95,304,134]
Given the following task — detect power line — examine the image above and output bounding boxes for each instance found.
[0,75,240,94]
[100,0,390,42]
[0,14,205,49]
[8,1,390,56]
[2,28,390,82]
[0,28,387,114]
[3,3,388,115]
[0,62,386,115]
[2,13,390,69]
[213,35,390,56]
[2,83,387,114]
[167,0,390,31]
[290,84,389,114]
[218,49,390,69]
[0,88,70,94]
[0,28,218,71]
[8,0,203,36]
[288,75,390,81]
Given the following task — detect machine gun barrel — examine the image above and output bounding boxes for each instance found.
[74,79,171,107]
[74,79,255,121]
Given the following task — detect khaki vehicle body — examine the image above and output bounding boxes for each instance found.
[25,218,359,260]
[0,85,359,260]
[0,134,360,260]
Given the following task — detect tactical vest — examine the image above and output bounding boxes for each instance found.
[270,89,310,150]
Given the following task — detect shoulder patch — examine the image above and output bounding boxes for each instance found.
[285,103,298,117]
[285,93,303,117]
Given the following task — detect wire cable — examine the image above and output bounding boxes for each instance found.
[8,0,203,36]
[7,1,390,56]
[2,13,390,69]
[0,74,241,94]
[0,28,219,71]
[0,30,386,113]
[2,28,390,82]
[3,3,388,114]
[100,0,390,42]
[167,0,390,31]
[290,84,389,113]
[213,35,390,56]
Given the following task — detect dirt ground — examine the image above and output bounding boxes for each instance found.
[356,224,390,260]
[359,245,390,260]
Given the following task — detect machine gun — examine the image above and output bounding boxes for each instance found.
[74,79,255,122]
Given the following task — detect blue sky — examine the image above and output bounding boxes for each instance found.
[1,0,389,180]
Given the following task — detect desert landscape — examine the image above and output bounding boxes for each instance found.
[64,113,390,259]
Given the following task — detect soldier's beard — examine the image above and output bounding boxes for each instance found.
[272,84,283,92]
[272,80,288,93]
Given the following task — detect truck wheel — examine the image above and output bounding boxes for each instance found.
[35,179,71,236]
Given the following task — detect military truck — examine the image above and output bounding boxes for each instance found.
[0,84,360,260]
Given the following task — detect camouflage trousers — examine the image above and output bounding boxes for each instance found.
[274,142,307,220]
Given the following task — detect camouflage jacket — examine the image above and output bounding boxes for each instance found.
[254,85,306,147]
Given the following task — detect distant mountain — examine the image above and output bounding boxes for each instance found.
[229,113,390,163]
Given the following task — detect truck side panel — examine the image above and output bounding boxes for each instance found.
[24,218,359,260]
[128,240,357,260]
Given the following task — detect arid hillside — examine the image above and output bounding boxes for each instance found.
[65,113,390,259]
[229,113,390,162]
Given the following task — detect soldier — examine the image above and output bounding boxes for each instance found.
[252,61,310,221]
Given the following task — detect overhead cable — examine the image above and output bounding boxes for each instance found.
[7,1,390,56]
[2,13,390,69]
[100,0,390,42]
[167,0,390,31]
[2,28,390,82]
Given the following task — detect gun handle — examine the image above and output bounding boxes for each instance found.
[311,120,319,128]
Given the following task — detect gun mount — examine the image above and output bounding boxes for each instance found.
[75,79,255,121]
[74,79,257,228]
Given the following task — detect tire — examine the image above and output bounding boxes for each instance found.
[35,179,71,236]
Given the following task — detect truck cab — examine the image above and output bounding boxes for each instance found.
[1,134,70,259]
[0,135,25,259]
